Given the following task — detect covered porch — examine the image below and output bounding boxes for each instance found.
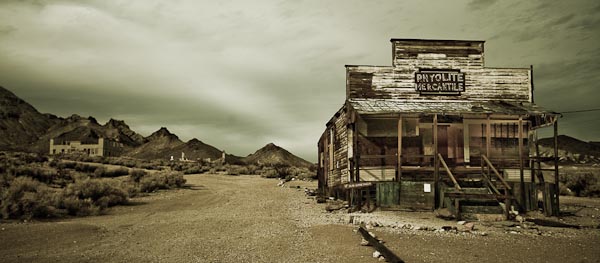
[344,99,561,218]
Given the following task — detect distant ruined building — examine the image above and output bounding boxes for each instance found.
[49,137,123,157]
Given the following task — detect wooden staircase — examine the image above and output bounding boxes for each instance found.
[438,154,513,220]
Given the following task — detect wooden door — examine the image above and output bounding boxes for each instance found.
[438,125,464,165]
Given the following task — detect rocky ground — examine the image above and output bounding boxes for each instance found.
[1,174,599,262]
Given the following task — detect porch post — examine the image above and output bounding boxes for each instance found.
[486,115,491,158]
[553,120,560,215]
[397,115,402,181]
[518,116,525,211]
[433,114,439,209]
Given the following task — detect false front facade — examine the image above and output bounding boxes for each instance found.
[317,39,560,219]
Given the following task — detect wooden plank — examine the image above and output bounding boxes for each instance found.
[358,227,404,263]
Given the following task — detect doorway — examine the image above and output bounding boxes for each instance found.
[437,124,464,165]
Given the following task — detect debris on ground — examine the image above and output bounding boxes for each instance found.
[304,188,316,196]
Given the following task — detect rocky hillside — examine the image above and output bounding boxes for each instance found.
[127,127,184,160]
[243,143,313,168]
[538,135,600,164]
[0,86,310,165]
[0,86,61,151]
[30,114,146,154]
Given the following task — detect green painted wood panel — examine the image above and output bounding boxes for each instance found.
[376,182,400,207]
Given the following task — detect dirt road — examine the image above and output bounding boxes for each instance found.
[1,174,599,262]
[0,174,373,262]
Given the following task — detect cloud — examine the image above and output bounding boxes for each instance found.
[0,0,598,161]
[467,0,498,10]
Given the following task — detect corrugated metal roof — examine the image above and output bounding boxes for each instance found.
[349,99,557,116]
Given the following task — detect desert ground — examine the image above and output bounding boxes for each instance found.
[1,174,599,263]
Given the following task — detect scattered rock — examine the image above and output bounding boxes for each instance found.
[360,238,370,246]
[378,255,386,261]
[457,220,466,225]
[442,226,455,231]
[373,251,381,258]
[434,208,454,219]
[463,222,475,231]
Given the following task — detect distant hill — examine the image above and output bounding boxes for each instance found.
[538,135,600,164]
[0,86,61,151]
[243,143,313,168]
[0,86,308,165]
[127,127,184,160]
[30,114,146,154]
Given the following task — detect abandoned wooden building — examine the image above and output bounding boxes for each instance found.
[317,39,561,219]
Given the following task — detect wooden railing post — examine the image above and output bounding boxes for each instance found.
[438,153,461,191]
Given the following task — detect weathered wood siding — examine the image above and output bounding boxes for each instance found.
[347,40,531,102]
[322,105,350,189]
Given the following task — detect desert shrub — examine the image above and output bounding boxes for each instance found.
[289,167,316,180]
[64,178,128,208]
[129,169,147,183]
[246,165,261,175]
[93,167,129,178]
[19,153,48,164]
[560,172,600,197]
[14,166,58,184]
[52,169,76,187]
[261,168,280,178]
[0,177,62,219]
[183,165,205,174]
[48,158,59,167]
[139,171,186,193]
[57,161,77,170]
[74,163,98,173]
[60,196,100,216]
[226,165,249,176]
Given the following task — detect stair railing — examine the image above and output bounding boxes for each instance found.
[481,154,511,191]
[437,153,462,191]
[481,154,513,220]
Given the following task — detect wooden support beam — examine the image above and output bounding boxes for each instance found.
[518,116,525,212]
[554,121,560,215]
[433,114,439,209]
[358,227,404,263]
[486,115,491,158]
[397,115,402,182]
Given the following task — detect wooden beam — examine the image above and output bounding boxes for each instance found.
[433,114,439,209]
[554,120,560,215]
[397,115,402,181]
[358,227,404,263]
[486,115,491,157]
[519,116,525,211]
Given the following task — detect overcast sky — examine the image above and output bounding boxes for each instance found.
[0,0,598,161]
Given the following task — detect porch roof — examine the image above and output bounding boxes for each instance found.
[349,98,558,116]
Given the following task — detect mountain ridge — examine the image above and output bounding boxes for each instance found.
[0,86,311,166]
